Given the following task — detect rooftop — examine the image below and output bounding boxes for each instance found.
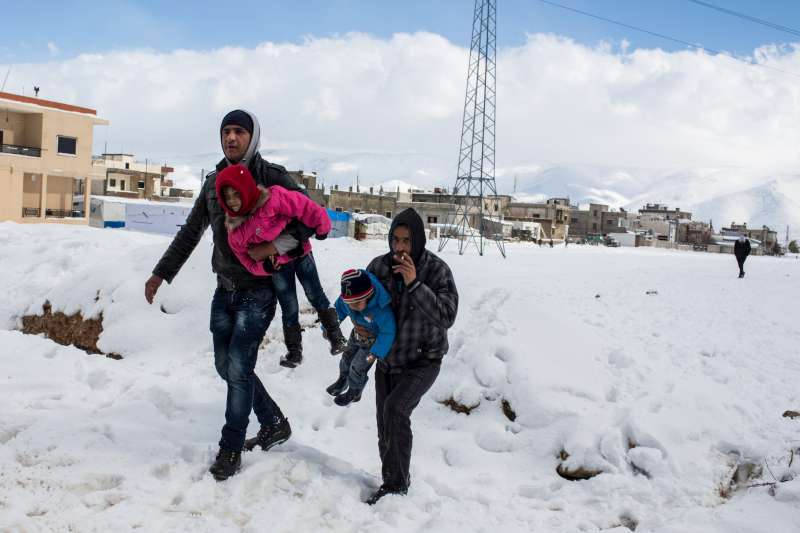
[0,91,98,116]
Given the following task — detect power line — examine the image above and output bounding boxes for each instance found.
[536,0,800,79]
[687,0,800,38]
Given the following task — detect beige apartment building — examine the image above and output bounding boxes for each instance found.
[0,91,108,224]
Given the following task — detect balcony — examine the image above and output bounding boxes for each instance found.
[22,207,41,217]
[1,143,42,157]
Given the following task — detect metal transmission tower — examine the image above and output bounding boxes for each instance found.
[438,0,505,258]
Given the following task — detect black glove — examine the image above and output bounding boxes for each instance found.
[315,233,328,241]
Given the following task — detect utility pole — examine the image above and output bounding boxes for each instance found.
[439,0,505,257]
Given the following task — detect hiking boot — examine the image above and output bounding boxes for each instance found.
[365,485,408,505]
[334,388,362,406]
[326,375,348,396]
[244,418,292,452]
[319,308,347,355]
[209,448,242,481]
[279,324,303,368]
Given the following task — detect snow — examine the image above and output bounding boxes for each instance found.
[2,222,800,531]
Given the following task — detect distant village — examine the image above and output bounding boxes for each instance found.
[0,90,786,256]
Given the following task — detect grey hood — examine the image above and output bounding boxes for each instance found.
[221,109,261,168]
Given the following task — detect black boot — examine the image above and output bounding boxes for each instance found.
[209,448,242,481]
[279,324,303,368]
[365,484,408,505]
[319,308,347,355]
[326,374,348,396]
[334,388,362,406]
[244,418,292,452]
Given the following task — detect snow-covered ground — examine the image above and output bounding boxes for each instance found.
[2,222,800,532]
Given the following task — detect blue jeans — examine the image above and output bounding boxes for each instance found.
[210,286,285,451]
[273,253,331,328]
[339,334,376,395]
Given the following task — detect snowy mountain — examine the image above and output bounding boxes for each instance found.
[162,149,800,239]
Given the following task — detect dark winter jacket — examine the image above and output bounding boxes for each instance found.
[734,238,751,260]
[152,151,312,290]
[367,208,458,372]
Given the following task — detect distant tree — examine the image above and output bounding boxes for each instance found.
[789,240,799,254]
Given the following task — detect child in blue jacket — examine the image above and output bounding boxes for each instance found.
[327,268,396,406]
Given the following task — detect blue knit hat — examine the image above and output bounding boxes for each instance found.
[341,269,374,304]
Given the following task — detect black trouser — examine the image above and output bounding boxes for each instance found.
[375,362,440,489]
[736,255,747,275]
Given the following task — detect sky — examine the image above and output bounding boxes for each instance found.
[3,0,800,184]
[3,0,800,62]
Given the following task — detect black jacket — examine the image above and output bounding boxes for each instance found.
[367,208,458,372]
[152,152,312,289]
[734,238,751,260]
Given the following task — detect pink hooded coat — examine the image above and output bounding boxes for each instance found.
[226,186,331,277]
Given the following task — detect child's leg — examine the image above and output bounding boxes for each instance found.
[272,261,300,329]
[293,253,331,311]
[338,334,359,378]
[295,253,346,354]
[347,346,375,395]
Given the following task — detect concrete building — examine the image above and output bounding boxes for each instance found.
[328,187,397,218]
[92,153,174,200]
[676,221,713,245]
[569,203,608,238]
[0,91,108,223]
[723,222,779,255]
[638,203,692,221]
[505,198,570,240]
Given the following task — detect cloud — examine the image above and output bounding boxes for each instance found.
[8,33,800,176]
[47,42,59,55]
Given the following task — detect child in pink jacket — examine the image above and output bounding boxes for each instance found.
[215,164,347,366]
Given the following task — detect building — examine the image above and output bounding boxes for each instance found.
[569,203,607,238]
[505,198,570,240]
[638,203,692,221]
[676,221,713,245]
[0,91,108,223]
[328,187,397,218]
[287,169,325,205]
[723,222,779,255]
[92,153,175,201]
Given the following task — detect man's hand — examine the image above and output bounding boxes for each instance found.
[392,252,417,286]
[353,324,371,339]
[145,274,163,304]
[366,354,376,364]
[248,242,278,261]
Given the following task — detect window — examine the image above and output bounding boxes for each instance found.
[57,136,77,155]
[592,223,597,230]
[385,211,392,218]
[335,207,342,212]
[593,210,598,217]
[571,217,578,223]
[125,163,130,169]
[138,180,145,189]
[109,178,116,187]
[533,214,540,218]
[427,216,438,224]
[607,220,613,225]
[120,181,125,191]
[494,204,498,211]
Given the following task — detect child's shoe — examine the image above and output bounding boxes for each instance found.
[334,388,361,406]
[319,308,347,355]
[326,375,348,396]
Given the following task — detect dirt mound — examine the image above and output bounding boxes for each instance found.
[21,302,122,360]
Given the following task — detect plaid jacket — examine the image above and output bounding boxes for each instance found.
[367,249,458,372]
